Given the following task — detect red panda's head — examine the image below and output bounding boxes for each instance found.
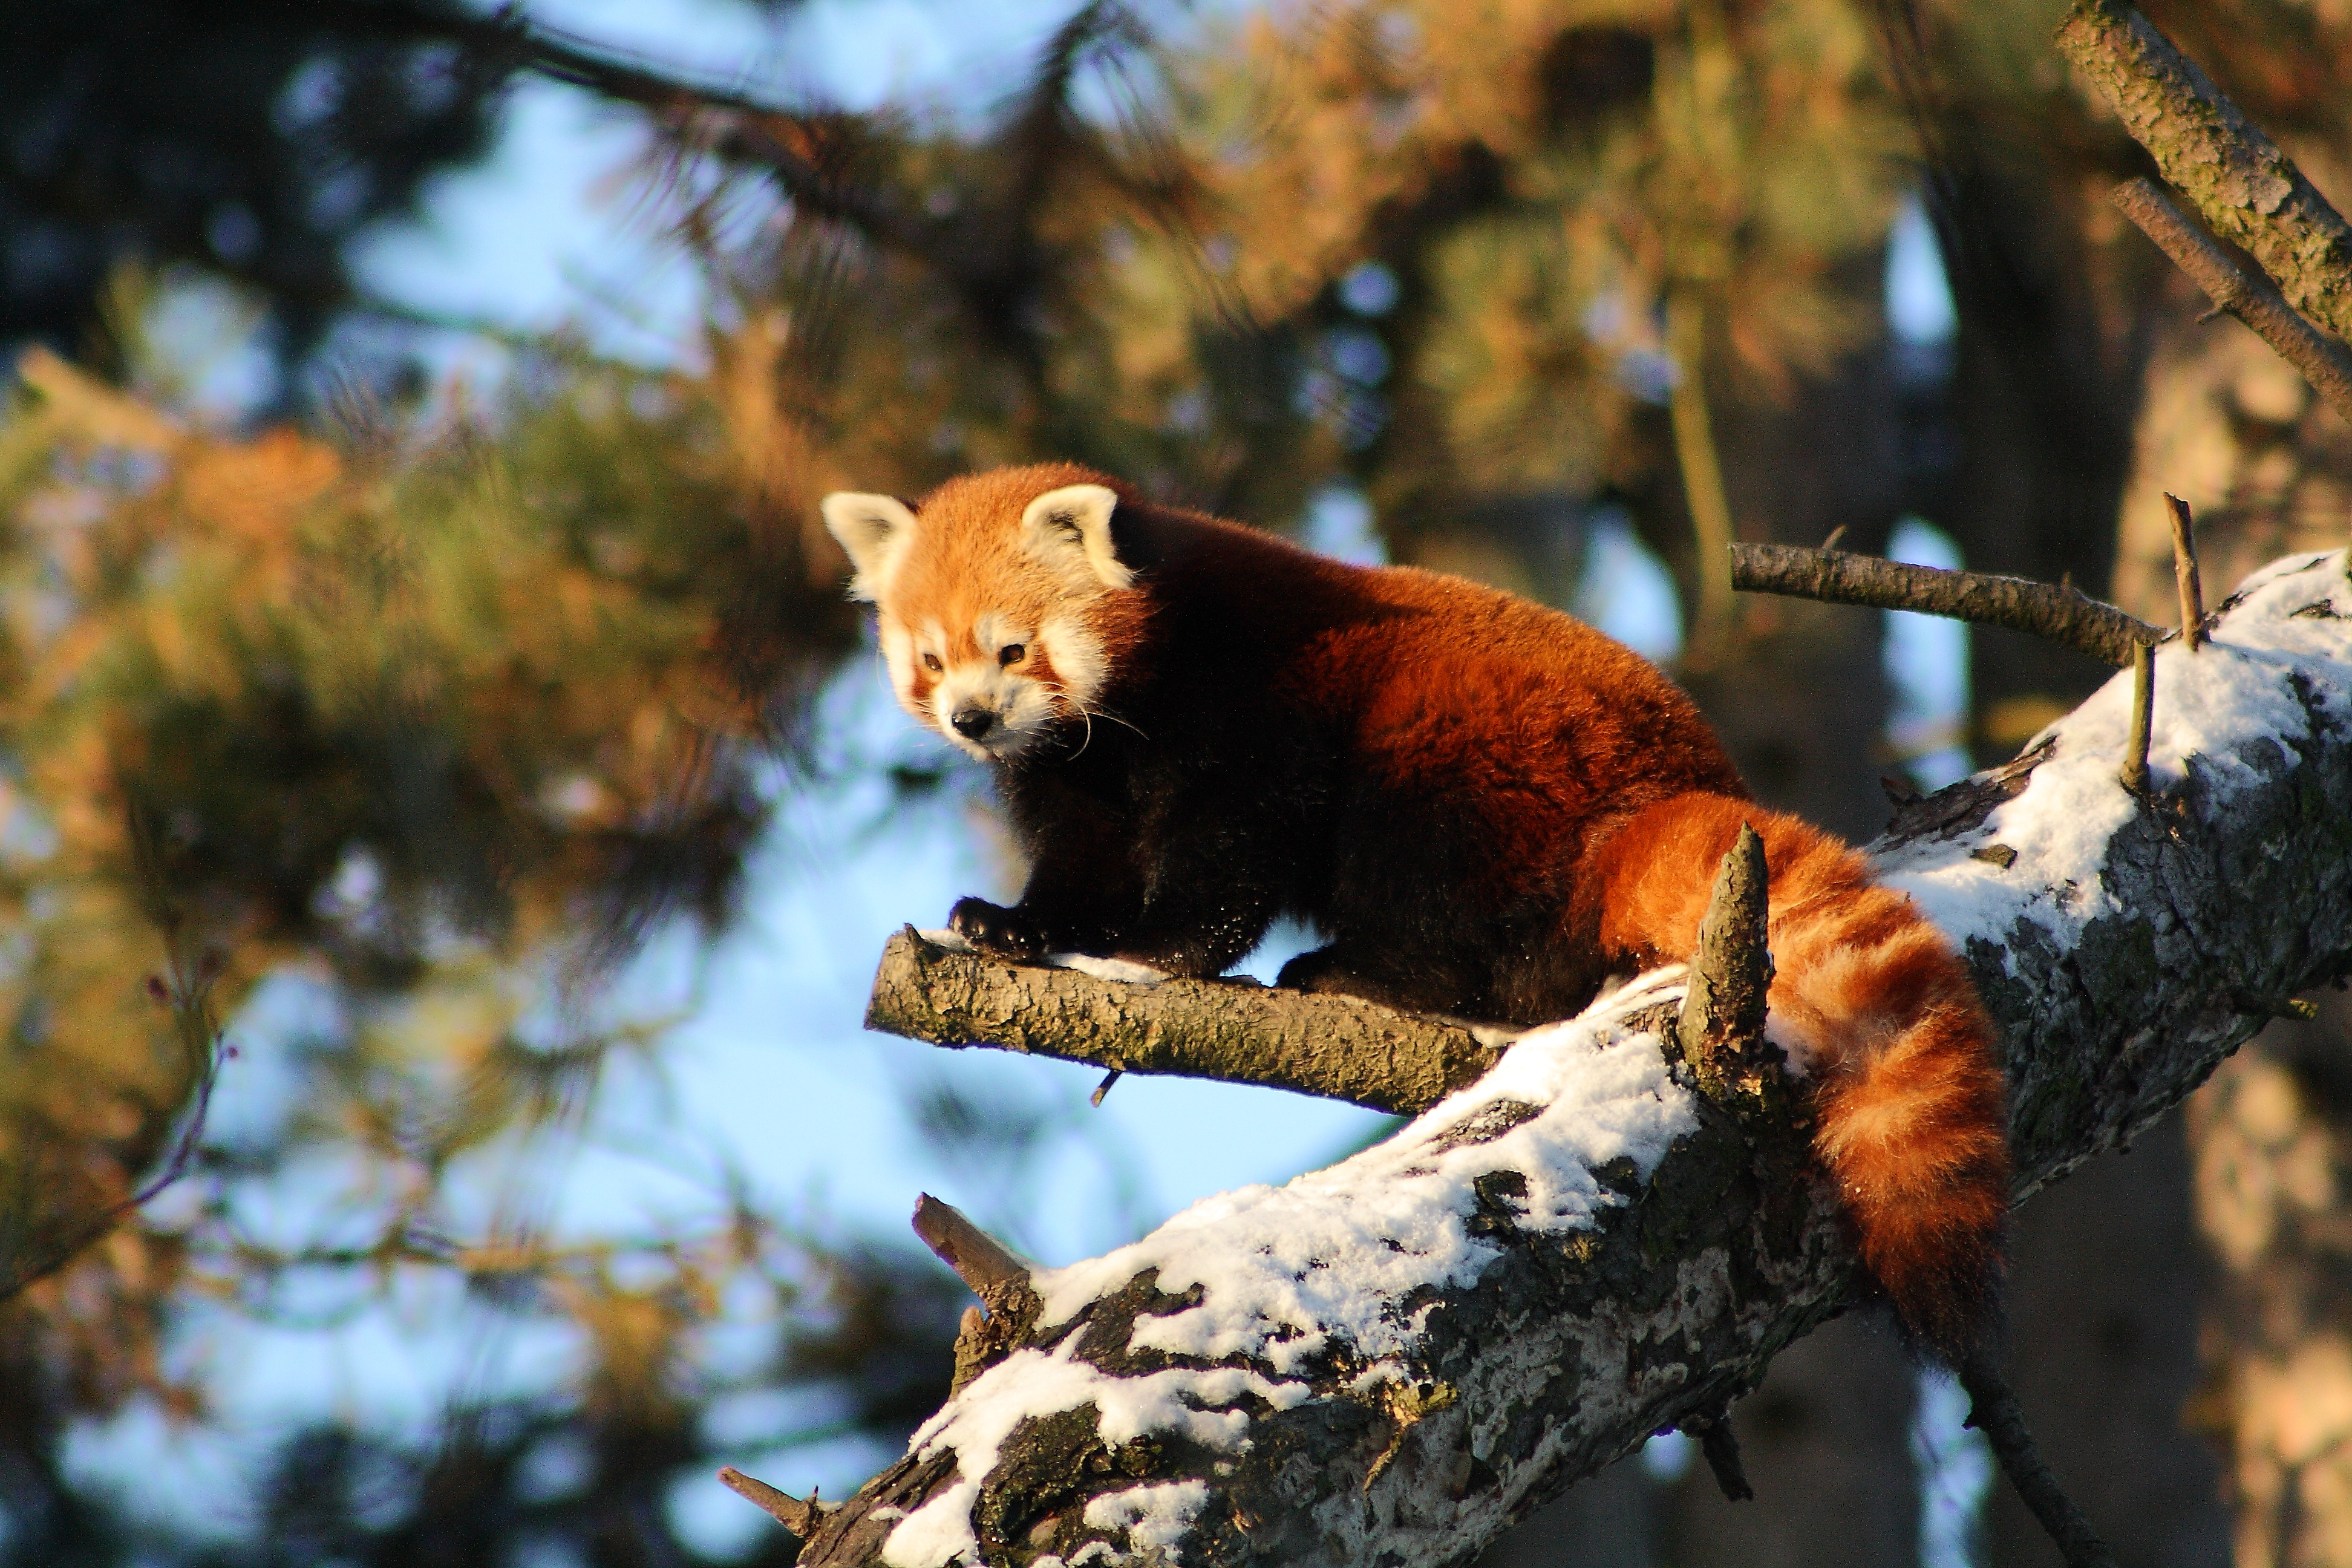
[822,463,1143,762]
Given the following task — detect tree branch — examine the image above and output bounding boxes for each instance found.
[782,558,2352,1567]
[1959,1351,2121,1568]
[1728,542,2165,666]
[2056,0,2352,343]
[2109,179,2352,428]
[865,929,1509,1117]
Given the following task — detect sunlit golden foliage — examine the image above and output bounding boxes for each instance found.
[0,328,860,1443]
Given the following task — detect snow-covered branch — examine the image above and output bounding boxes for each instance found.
[786,552,2352,1568]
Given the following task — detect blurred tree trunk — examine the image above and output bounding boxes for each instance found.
[2105,197,2352,1565]
[2189,991,2352,1568]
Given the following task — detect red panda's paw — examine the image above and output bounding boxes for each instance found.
[1277,946,1424,1012]
[1276,946,1354,993]
[948,897,1048,961]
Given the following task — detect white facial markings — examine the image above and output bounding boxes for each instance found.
[907,606,1091,762]
[1035,613,1109,709]
[844,477,1135,762]
[973,610,1025,663]
[878,618,918,713]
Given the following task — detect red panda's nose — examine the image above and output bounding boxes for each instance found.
[950,707,996,740]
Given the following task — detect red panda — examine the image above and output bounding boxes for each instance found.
[823,462,2010,1359]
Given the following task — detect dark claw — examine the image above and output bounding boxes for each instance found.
[949,897,1047,960]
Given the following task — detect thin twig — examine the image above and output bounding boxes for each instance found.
[2165,493,2207,650]
[0,804,230,1305]
[2057,1,2352,343]
[2111,181,2352,428]
[2121,641,2155,794]
[1729,543,2165,666]
[1958,1350,2121,1568]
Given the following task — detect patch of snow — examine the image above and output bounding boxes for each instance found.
[1083,1480,1213,1554]
[881,970,1697,1567]
[1050,953,1169,984]
[881,1344,1307,1567]
[1877,549,2352,959]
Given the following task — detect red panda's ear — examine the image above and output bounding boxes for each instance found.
[821,492,919,601]
[1019,484,1133,591]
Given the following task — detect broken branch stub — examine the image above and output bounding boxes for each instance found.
[913,1194,1044,1396]
[716,1467,830,1540]
[2121,641,2156,794]
[2167,494,2209,650]
[912,1193,1033,1310]
[1674,822,1777,1111]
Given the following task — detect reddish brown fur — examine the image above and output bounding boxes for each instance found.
[851,463,2011,1359]
[1589,794,2010,1356]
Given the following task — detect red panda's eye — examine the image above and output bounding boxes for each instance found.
[999,644,1025,666]
[923,653,942,673]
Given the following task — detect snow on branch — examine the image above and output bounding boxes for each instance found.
[773,553,2352,1568]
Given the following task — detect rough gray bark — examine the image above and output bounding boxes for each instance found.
[2055,1,2352,345]
[867,929,1508,1116]
[771,561,2352,1568]
[1727,543,2162,668]
[2109,180,2352,431]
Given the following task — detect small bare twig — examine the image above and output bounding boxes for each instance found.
[2165,494,2208,649]
[1729,543,2165,666]
[1958,1350,2122,1568]
[2121,642,2156,794]
[718,1467,829,1539]
[1090,1069,1122,1106]
[2057,1,2352,344]
[2110,181,2352,429]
